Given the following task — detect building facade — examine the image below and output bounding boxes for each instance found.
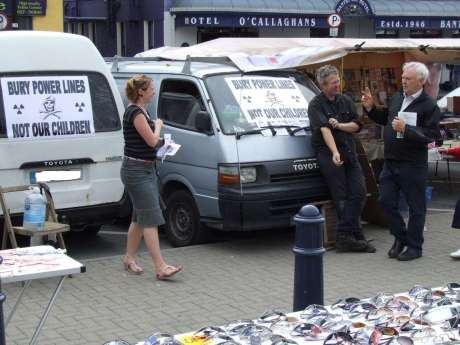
[63,0,460,57]
[0,0,63,32]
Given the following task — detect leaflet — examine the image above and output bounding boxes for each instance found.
[398,111,417,126]
[157,141,181,162]
[397,111,417,138]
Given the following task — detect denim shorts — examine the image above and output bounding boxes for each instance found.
[120,157,165,227]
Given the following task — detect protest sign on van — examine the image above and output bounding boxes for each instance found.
[225,76,310,129]
[1,76,95,140]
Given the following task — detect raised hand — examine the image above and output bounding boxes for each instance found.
[361,87,374,111]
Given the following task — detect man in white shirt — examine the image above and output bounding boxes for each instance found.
[361,62,441,261]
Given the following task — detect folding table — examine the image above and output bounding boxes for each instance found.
[0,246,85,345]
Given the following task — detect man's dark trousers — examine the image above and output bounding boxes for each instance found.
[317,152,367,234]
[379,160,427,251]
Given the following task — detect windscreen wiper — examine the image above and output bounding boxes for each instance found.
[235,129,264,140]
[260,125,302,136]
[292,126,311,134]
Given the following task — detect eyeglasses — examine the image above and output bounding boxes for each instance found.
[385,336,414,345]
[269,335,298,345]
[348,302,376,318]
[370,293,394,307]
[259,310,287,324]
[102,341,131,345]
[301,304,329,318]
[331,298,361,311]
[423,305,460,327]
[238,324,272,340]
[144,333,183,345]
[290,322,322,338]
[225,320,255,336]
[445,282,460,292]
[368,327,402,345]
[211,334,241,345]
[408,286,431,300]
[321,320,351,334]
[366,307,394,325]
[323,331,355,345]
[192,326,226,340]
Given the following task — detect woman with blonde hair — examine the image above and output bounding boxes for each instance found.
[120,74,182,279]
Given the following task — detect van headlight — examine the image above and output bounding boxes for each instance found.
[218,165,257,185]
[240,167,256,183]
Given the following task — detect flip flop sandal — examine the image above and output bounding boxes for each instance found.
[123,259,144,274]
[156,265,182,280]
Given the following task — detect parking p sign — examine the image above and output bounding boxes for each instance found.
[327,13,342,28]
[0,12,8,30]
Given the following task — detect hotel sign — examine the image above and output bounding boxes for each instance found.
[176,14,327,28]
[376,17,460,30]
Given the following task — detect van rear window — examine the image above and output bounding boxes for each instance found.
[0,72,120,138]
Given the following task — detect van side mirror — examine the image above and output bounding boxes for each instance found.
[195,111,213,135]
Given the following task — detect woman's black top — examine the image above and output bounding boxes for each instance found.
[123,105,157,161]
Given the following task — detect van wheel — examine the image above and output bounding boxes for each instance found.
[165,190,203,247]
[83,224,102,236]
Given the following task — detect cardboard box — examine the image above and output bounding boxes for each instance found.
[447,96,460,114]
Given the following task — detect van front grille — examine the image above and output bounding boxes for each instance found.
[270,171,318,183]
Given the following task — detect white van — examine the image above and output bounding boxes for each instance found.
[0,31,128,234]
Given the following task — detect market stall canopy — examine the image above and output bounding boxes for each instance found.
[438,86,460,110]
[136,37,460,72]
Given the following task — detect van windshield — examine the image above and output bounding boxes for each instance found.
[205,72,318,135]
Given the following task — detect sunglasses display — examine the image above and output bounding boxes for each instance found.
[104,283,460,345]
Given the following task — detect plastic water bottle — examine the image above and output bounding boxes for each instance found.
[23,187,46,231]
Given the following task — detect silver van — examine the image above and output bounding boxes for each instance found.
[109,57,329,246]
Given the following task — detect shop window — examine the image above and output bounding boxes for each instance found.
[197,28,258,43]
[88,22,96,44]
[158,80,205,131]
[310,28,330,38]
[376,29,398,38]
[410,29,442,38]
[116,22,126,56]
[148,21,155,49]
[452,30,460,38]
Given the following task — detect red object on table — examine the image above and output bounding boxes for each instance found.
[442,146,460,160]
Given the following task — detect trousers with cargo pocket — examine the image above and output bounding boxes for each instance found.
[316,151,367,235]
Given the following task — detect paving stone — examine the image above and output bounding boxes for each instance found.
[3,210,460,344]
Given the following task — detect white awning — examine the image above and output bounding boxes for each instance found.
[136,37,460,72]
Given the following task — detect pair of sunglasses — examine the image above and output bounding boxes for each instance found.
[323,331,355,345]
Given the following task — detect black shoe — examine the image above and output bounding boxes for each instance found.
[336,233,368,252]
[388,239,405,258]
[397,247,422,261]
[353,232,377,253]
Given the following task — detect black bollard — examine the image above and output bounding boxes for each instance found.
[292,204,325,311]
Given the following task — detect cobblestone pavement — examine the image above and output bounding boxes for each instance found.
[4,210,460,345]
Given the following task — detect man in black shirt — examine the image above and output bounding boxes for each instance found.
[308,65,375,253]
[362,61,441,261]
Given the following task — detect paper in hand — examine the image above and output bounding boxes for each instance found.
[397,111,417,138]
[157,140,181,162]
